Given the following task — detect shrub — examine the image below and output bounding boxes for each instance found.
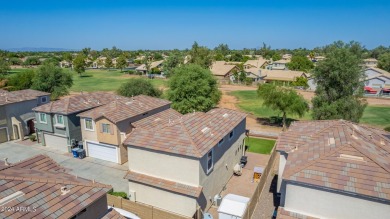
[385,126,390,132]
[117,78,162,97]
[245,78,253,86]
[29,135,36,142]
[108,191,128,199]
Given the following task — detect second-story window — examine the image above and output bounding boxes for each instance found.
[218,138,224,146]
[85,118,94,131]
[39,113,47,124]
[102,123,111,134]
[207,149,213,174]
[41,96,48,103]
[229,129,235,140]
[55,115,64,125]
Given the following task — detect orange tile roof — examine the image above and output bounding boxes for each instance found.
[0,155,111,219]
[277,120,390,201]
[0,89,49,106]
[102,208,126,219]
[33,92,120,115]
[77,95,171,124]
[124,171,202,198]
[132,108,182,130]
[277,207,319,219]
[124,108,247,158]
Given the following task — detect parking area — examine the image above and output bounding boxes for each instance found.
[0,140,129,193]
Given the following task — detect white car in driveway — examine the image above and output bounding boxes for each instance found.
[107,206,141,219]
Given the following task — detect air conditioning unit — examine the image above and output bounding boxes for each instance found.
[233,163,242,176]
[214,194,222,207]
[128,191,136,202]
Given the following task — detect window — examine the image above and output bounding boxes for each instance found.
[229,130,235,140]
[55,114,64,125]
[207,149,213,173]
[102,123,111,133]
[218,138,224,146]
[85,118,94,131]
[39,113,47,123]
[41,96,48,103]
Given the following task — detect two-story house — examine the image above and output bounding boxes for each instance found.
[0,89,50,143]
[123,108,247,218]
[271,59,290,70]
[364,67,390,95]
[276,120,390,219]
[77,95,172,164]
[33,92,120,153]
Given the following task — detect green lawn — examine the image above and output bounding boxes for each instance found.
[230,90,390,128]
[70,69,168,92]
[246,137,275,154]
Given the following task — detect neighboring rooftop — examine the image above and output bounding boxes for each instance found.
[124,171,202,198]
[124,108,246,158]
[0,154,111,219]
[210,61,238,77]
[135,60,164,71]
[0,89,49,106]
[33,92,120,115]
[77,95,171,123]
[277,120,390,201]
[244,57,268,68]
[261,69,306,81]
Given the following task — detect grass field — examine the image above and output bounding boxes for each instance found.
[246,137,275,154]
[231,90,389,128]
[70,69,168,92]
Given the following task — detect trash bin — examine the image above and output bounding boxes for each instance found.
[71,148,79,158]
[77,149,86,159]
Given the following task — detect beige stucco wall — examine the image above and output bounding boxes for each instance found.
[128,146,199,186]
[80,117,98,142]
[96,118,120,145]
[198,119,246,209]
[129,181,197,218]
[277,152,287,193]
[284,183,390,219]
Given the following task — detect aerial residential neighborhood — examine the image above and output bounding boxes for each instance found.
[0,1,390,219]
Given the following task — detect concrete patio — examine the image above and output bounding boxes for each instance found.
[207,152,270,218]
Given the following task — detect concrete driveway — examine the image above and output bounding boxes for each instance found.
[0,141,129,193]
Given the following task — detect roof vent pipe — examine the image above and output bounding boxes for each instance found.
[4,158,10,166]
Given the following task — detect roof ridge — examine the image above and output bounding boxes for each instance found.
[177,120,202,157]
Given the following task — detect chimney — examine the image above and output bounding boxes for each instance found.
[4,158,10,166]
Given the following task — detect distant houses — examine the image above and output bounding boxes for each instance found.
[364,67,390,96]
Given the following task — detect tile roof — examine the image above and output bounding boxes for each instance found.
[124,108,246,158]
[0,89,49,106]
[135,60,164,71]
[244,58,268,68]
[132,108,182,130]
[77,95,171,124]
[366,67,390,79]
[33,92,121,115]
[277,120,390,201]
[261,70,306,82]
[101,208,126,219]
[210,61,238,76]
[0,154,111,219]
[277,207,318,219]
[124,171,202,198]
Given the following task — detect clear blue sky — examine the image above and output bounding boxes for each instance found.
[1,0,389,50]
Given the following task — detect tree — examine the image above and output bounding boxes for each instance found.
[214,43,230,56]
[272,53,281,61]
[311,46,367,122]
[116,55,128,72]
[7,70,35,91]
[163,53,183,77]
[105,57,113,69]
[188,42,213,69]
[167,64,221,113]
[291,76,309,88]
[73,54,86,76]
[238,72,247,84]
[23,57,41,66]
[377,53,390,72]
[9,57,22,65]
[257,84,309,130]
[31,63,73,99]
[0,59,10,75]
[117,78,162,97]
[287,56,314,72]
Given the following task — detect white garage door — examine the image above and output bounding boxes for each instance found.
[44,133,68,153]
[86,141,118,163]
[0,128,8,143]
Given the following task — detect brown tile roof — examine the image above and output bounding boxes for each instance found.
[0,89,49,106]
[277,120,390,201]
[0,154,112,219]
[244,58,268,68]
[132,108,182,130]
[124,171,202,198]
[33,92,121,115]
[101,208,126,219]
[135,60,164,71]
[77,95,171,124]
[277,207,319,219]
[261,70,306,82]
[210,61,238,77]
[124,108,246,158]
[367,67,390,78]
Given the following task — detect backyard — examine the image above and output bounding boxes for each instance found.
[231,90,390,128]
[246,137,275,154]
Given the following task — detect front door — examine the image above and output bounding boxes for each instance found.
[27,119,35,134]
